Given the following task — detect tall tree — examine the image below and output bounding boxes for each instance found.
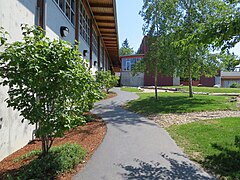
[139,0,179,100]
[219,52,240,71]
[119,38,134,55]
[200,0,240,50]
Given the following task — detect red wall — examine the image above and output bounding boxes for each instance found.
[144,73,173,86]
[180,80,200,86]
[200,76,215,87]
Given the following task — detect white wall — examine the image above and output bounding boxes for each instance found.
[92,52,98,75]
[0,0,98,161]
[121,72,144,87]
[0,0,36,161]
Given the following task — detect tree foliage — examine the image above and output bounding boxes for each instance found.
[219,52,240,71]
[0,27,8,46]
[119,38,134,56]
[139,0,179,100]
[140,0,238,97]
[0,25,101,155]
[96,70,119,93]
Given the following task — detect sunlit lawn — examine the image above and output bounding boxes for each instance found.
[125,92,238,115]
[168,86,240,93]
[167,117,240,179]
[121,87,143,93]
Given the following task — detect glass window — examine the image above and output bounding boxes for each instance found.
[54,0,75,25]
[79,1,90,45]
[122,57,143,71]
[92,29,98,55]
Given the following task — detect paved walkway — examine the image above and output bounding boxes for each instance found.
[74,88,214,180]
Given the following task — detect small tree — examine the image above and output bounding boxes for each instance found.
[0,25,101,156]
[96,70,119,93]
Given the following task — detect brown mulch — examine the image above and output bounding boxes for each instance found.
[0,92,117,179]
[0,115,106,179]
[102,91,117,100]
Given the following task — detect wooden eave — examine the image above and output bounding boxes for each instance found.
[88,0,120,68]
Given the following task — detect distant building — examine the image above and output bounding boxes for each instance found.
[120,36,180,87]
[120,54,144,87]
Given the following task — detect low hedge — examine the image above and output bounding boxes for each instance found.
[15,143,86,179]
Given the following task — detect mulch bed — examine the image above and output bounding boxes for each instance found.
[0,115,106,179]
[0,92,117,179]
[103,91,117,100]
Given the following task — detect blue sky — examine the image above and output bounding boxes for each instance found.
[116,0,240,55]
[116,0,144,52]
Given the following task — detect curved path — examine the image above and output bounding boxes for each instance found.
[74,88,214,180]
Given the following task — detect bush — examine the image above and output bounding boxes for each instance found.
[96,70,119,93]
[230,83,240,88]
[16,143,86,179]
[0,25,101,155]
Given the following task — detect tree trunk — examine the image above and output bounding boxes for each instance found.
[154,65,158,100]
[39,121,53,156]
[41,135,48,156]
[188,59,193,97]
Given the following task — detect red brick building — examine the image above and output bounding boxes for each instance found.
[137,36,180,86]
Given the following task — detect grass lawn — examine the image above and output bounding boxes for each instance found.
[167,117,240,179]
[125,92,238,115]
[168,86,240,93]
[121,87,143,92]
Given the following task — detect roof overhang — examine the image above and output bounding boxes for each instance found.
[88,0,120,69]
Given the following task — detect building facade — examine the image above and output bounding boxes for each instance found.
[120,36,180,87]
[120,54,144,87]
[0,0,119,161]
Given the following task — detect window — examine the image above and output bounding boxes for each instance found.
[122,57,143,71]
[92,29,98,55]
[79,1,90,45]
[54,0,75,25]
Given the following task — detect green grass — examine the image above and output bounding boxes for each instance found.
[167,117,240,179]
[121,87,143,92]
[125,92,238,115]
[168,86,240,93]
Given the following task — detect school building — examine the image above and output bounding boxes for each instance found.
[0,0,120,161]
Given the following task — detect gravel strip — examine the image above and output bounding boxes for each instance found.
[149,111,240,128]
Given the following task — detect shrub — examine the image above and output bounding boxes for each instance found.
[96,70,119,93]
[0,25,101,155]
[16,143,86,179]
[230,83,240,88]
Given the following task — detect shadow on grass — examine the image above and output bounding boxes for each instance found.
[118,153,214,179]
[203,143,240,179]
[126,95,231,115]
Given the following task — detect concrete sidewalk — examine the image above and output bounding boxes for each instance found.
[74,88,214,180]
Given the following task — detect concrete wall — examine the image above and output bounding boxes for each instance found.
[121,72,144,87]
[173,77,180,86]
[0,0,37,161]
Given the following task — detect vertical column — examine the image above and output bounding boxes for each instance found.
[89,19,93,68]
[75,0,79,43]
[97,36,101,70]
[37,0,45,29]
[102,48,105,70]
[106,56,108,70]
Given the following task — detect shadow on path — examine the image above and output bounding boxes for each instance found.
[118,153,214,180]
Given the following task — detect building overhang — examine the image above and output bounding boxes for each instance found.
[88,0,120,70]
